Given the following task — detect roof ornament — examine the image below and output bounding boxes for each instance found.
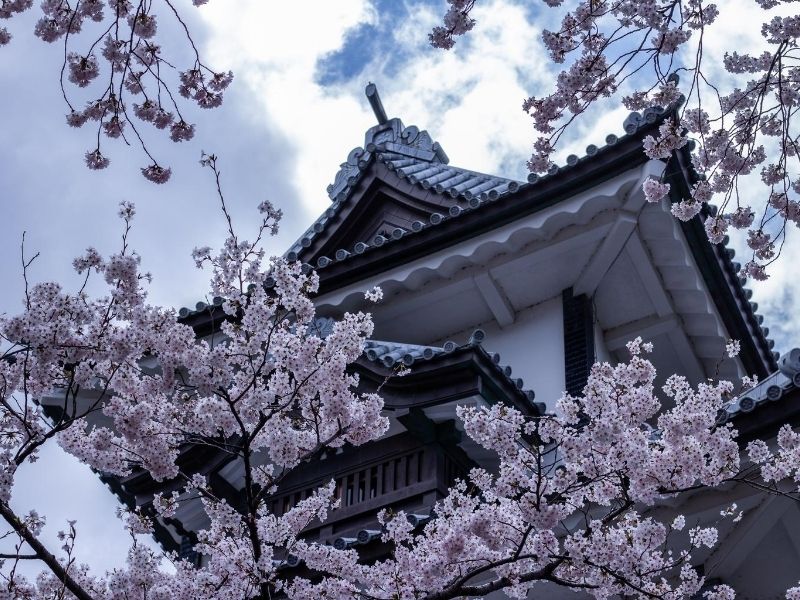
[365,82,388,125]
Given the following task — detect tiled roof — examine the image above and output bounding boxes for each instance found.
[363,339,445,367]
[169,309,542,412]
[284,107,668,273]
[285,92,520,262]
[718,348,800,423]
[362,329,540,411]
[329,130,519,203]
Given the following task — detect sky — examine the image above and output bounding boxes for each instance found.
[0,0,798,580]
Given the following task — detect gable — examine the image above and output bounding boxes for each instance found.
[286,94,519,268]
[296,177,461,268]
[279,86,777,381]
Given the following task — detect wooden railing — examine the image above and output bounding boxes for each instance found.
[334,448,426,508]
[268,440,469,533]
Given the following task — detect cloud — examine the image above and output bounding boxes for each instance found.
[0,2,309,577]
[6,442,163,580]
[198,0,567,208]
[1,0,798,580]
[198,0,377,215]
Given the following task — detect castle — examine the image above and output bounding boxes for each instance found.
[98,85,800,598]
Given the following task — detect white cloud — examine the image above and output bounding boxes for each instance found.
[198,0,377,214]
[365,0,556,178]
[198,0,567,212]
[1,0,798,582]
[6,442,162,580]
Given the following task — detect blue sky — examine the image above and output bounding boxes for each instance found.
[316,0,418,85]
[0,0,798,577]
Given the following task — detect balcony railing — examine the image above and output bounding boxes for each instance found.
[267,435,469,539]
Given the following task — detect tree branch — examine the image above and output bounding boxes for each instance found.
[0,502,95,600]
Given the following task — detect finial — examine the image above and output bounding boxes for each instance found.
[365,82,388,125]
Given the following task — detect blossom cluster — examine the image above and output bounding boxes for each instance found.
[282,338,797,599]
[0,199,390,598]
[430,0,800,279]
[1,210,799,598]
[428,0,476,50]
[1,196,799,600]
[1,0,230,183]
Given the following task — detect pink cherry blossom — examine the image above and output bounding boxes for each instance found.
[643,178,671,203]
[0,0,229,179]
[169,120,195,142]
[428,0,800,276]
[84,148,109,169]
[67,53,99,87]
[141,163,171,183]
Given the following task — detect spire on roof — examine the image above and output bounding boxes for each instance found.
[365,82,388,125]
[326,84,452,200]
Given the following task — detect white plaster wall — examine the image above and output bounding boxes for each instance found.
[594,319,613,365]
[431,295,566,410]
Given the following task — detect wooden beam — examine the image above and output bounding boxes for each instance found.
[605,314,680,351]
[473,272,515,327]
[667,325,707,384]
[625,231,674,317]
[705,495,792,579]
[573,213,637,296]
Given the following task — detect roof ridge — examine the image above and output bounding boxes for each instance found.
[286,98,674,268]
[361,330,542,414]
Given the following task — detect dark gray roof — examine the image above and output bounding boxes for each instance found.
[169,309,539,408]
[361,331,539,410]
[285,113,520,262]
[363,339,446,367]
[719,348,800,422]
[328,122,519,202]
[284,107,670,272]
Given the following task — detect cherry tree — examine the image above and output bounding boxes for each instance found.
[1,2,800,598]
[2,217,800,600]
[0,156,390,597]
[0,160,798,599]
[284,339,800,600]
[0,0,230,182]
[431,0,800,280]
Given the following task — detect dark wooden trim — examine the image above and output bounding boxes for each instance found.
[734,387,800,443]
[562,288,595,397]
[352,345,540,415]
[668,148,775,378]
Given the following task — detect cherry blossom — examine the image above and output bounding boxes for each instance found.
[0,0,228,183]
[281,337,800,599]
[67,53,99,87]
[84,148,110,170]
[643,178,671,203]
[0,198,798,599]
[140,163,171,184]
[430,0,800,278]
[169,120,195,143]
[364,286,384,302]
[429,0,476,50]
[0,186,391,598]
